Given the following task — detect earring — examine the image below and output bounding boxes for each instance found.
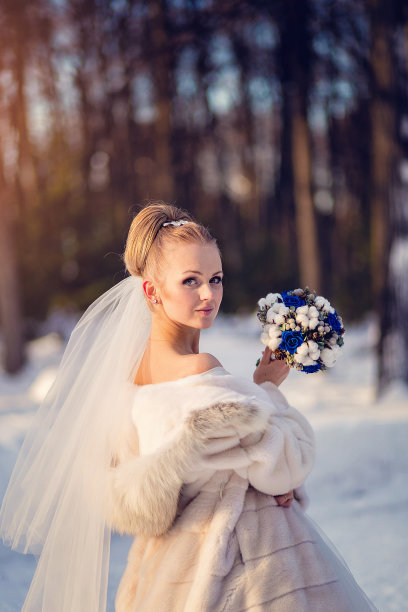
[152,299,158,303]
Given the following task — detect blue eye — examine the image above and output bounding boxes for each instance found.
[183,275,223,286]
[210,276,223,284]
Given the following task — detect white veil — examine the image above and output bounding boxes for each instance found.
[0,275,151,611]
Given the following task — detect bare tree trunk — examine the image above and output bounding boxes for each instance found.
[0,155,25,373]
[369,28,393,304]
[11,7,38,211]
[278,0,321,292]
[368,0,398,393]
[148,0,175,202]
[231,31,260,233]
[290,100,321,292]
[276,82,296,257]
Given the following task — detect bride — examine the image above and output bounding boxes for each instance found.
[0,203,377,611]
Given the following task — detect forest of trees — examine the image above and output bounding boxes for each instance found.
[0,0,407,394]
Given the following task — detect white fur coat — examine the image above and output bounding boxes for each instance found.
[107,368,375,612]
[108,367,314,539]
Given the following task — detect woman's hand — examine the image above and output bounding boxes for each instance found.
[274,490,294,508]
[253,347,290,387]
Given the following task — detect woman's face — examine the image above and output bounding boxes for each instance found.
[153,241,223,329]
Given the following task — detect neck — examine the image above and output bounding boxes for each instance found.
[149,314,201,355]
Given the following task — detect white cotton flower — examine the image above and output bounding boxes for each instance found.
[303,356,317,366]
[296,305,309,316]
[265,293,282,306]
[320,347,337,366]
[261,332,270,346]
[295,354,317,367]
[274,313,286,325]
[309,348,320,360]
[258,298,268,309]
[308,306,319,317]
[266,309,276,323]
[296,314,309,328]
[268,325,282,338]
[315,296,332,313]
[268,336,282,351]
[308,317,319,330]
[271,303,289,316]
[292,288,304,296]
[296,343,309,356]
[307,341,320,360]
[307,340,319,352]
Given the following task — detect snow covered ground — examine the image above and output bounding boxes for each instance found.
[0,313,407,611]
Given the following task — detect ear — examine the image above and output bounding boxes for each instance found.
[143,279,159,304]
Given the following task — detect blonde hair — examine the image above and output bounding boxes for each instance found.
[124,201,217,278]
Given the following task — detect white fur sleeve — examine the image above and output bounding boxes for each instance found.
[107,400,267,537]
[107,425,204,537]
[183,379,315,496]
[258,381,292,415]
[178,390,315,496]
[240,402,315,496]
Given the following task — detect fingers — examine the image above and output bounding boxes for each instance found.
[280,499,293,508]
[275,491,294,508]
[254,348,290,387]
[260,347,272,365]
[270,359,289,372]
[275,492,293,501]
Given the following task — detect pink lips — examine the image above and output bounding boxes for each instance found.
[196,308,214,316]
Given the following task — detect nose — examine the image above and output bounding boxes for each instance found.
[199,283,215,302]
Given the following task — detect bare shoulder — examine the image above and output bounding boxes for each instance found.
[184,353,223,376]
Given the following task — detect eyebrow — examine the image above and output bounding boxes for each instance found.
[182,270,223,275]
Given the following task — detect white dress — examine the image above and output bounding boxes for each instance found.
[109,367,378,612]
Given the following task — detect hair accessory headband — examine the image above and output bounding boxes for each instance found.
[162,220,190,227]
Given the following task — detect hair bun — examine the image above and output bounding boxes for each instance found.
[123,202,215,278]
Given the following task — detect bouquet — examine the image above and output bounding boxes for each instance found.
[256,288,345,373]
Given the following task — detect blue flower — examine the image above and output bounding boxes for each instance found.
[302,363,322,374]
[281,291,306,308]
[279,331,304,354]
[326,312,342,333]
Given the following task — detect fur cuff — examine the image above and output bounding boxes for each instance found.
[186,400,269,438]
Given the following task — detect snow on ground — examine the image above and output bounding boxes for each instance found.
[0,314,407,611]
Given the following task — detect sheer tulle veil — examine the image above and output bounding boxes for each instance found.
[0,275,151,611]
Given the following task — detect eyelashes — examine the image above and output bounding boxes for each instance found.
[182,276,223,286]
[210,275,223,284]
